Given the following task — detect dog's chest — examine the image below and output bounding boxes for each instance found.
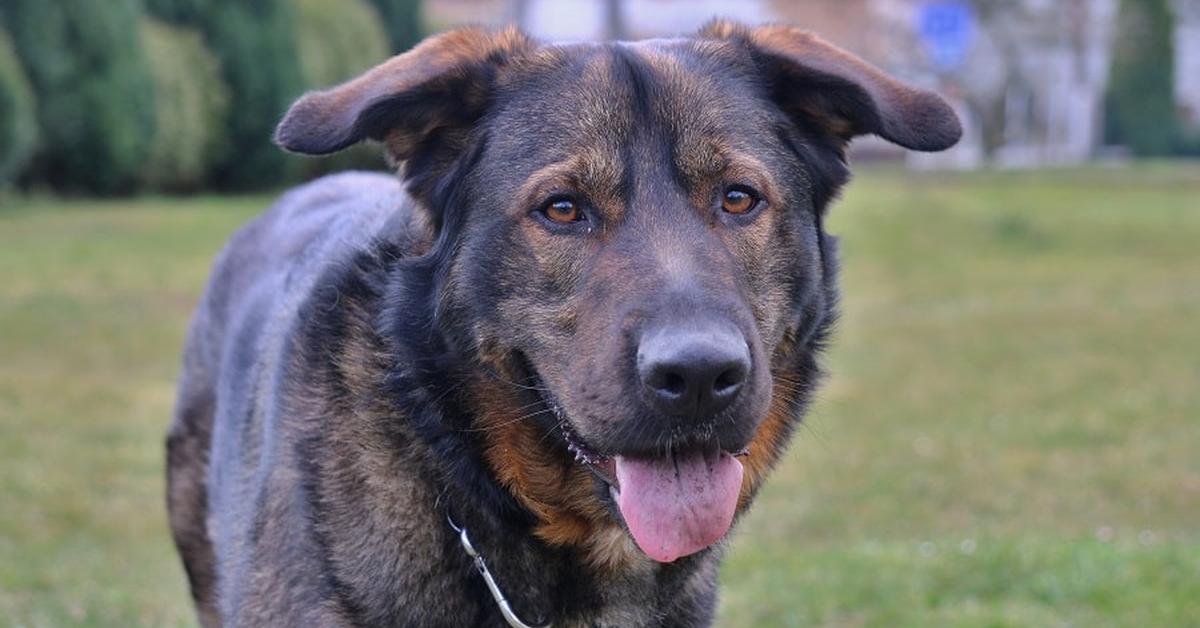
[471,540,718,628]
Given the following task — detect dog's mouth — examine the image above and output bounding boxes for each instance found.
[558,419,617,483]
[557,418,747,563]
[518,354,751,563]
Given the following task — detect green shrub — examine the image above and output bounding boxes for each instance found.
[0,0,156,194]
[207,1,307,188]
[142,0,209,24]
[1105,0,1177,156]
[292,0,390,86]
[289,0,390,176]
[147,0,306,189]
[0,28,36,188]
[367,0,424,53]
[140,19,230,192]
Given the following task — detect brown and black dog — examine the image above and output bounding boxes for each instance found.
[167,20,960,627]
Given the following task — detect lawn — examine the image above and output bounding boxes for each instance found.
[1,165,1198,627]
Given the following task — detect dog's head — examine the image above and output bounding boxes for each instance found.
[277,22,960,565]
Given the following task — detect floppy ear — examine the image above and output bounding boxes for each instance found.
[699,20,961,152]
[274,26,534,159]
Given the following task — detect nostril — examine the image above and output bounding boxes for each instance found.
[660,372,687,396]
[713,367,745,396]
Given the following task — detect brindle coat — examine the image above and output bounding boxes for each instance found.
[167,20,960,627]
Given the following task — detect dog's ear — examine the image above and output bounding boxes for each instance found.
[699,20,961,152]
[274,26,534,159]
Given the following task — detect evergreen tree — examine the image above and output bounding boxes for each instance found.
[0,0,156,194]
[368,0,424,53]
[1105,0,1177,155]
[205,1,305,188]
[0,28,37,188]
[146,0,306,189]
[288,0,390,177]
[292,0,390,87]
[140,18,230,191]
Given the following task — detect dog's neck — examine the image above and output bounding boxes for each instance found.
[446,509,552,627]
[439,483,721,627]
[428,372,718,626]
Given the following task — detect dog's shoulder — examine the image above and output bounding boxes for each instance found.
[200,169,415,432]
[191,171,413,366]
[224,171,408,293]
[188,172,434,620]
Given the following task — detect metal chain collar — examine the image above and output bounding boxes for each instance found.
[446,513,552,628]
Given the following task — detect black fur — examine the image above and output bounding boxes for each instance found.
[169,22,959,627]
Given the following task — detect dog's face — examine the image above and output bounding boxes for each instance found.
[277,22,959,564]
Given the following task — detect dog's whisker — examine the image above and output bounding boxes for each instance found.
[457,407,557,433]
[511,397,551,412]
[427,379,469,406]
[536,421,563,447]
[495,379,552,394]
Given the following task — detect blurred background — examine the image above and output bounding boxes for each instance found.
[0,1,1197,626]
[1,0,1199,193]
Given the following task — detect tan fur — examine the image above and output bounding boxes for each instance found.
[470,377,610,545]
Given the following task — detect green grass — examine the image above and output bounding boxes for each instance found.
[1,165,1198,626]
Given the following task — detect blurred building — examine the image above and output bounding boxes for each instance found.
[872,0,1119,169]
[1176,0,1200,130]
[426,0,1200,167]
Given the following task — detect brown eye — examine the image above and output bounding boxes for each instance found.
[722,187,759,214]
[544,199,581,223]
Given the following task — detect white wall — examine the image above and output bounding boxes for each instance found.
[520,0,773,41]
[1175,3,1200,128]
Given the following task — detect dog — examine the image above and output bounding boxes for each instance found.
[167,20,960,627]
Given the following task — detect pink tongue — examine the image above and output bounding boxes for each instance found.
[614,450,744,563]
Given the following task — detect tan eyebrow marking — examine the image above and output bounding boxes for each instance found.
[516,147,625,223]
[673,133,783,211]
[624,44,784,212]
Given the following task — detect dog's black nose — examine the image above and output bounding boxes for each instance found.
[637,322,751,419]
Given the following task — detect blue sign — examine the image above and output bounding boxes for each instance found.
[918,1,975,71]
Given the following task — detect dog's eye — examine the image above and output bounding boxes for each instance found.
[542,198,583,224]
[722,186,761,215]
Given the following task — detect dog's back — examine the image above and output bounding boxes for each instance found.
[167,172,407,625]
